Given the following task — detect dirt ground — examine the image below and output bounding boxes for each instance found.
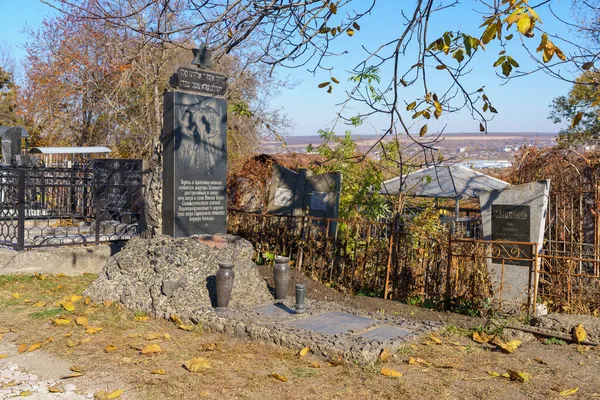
[1,273,599,400]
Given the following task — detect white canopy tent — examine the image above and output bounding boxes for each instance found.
[381,164,510,233]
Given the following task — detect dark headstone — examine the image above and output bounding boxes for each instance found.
[491,204,531,266]
[1,127,21,165]
[93,159,143,222]
[162,91,227,237]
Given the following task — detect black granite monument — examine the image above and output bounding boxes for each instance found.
[162,47,228,237]
[1,127,22,165]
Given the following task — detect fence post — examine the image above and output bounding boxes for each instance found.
[94,176,100,246]
[444,229,453,309]
[16,169,25,251]
[532,243,539,315]
[383,217,396,300]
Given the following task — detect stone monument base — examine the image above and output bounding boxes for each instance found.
[84,234,272,321]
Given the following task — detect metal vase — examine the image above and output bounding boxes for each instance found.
[273,256,290,303]
[216,263,235,311]
[295,284,307,314]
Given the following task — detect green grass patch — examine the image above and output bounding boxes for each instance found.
[29,308,64,319]
[543,337,566,345]
[290,367,319,378]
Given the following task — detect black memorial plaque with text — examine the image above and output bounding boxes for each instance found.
[491,204,531,266]
[173,67,227,96]
[162,91,227,237]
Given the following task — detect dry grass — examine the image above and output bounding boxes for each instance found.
[1,274,600,399]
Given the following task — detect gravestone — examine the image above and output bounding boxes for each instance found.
[93,159,143,223]
[479,180,550,312]
[1,127,21,165]
[162,48,228,238]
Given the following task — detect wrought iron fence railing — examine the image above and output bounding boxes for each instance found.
[0,162,143,249]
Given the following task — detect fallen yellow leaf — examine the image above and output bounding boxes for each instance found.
[48,385,64,393]
[492,337,521,354]
[105,389,124,399]
[140,344,162,354]
[34,273,48,280]
[75,316,89,327]
[184,357,211,372]
[0,327,9,334]
[70,295,83,303]
[33,301,46,307]
[105,344,118,353]
[27,343,42,352]
[12,293,20,299]
[487,371,500,377]
[429,333,443,344]
[43,337,53,345]
[270,372,288,382]
[299,347,310,357]
[378,348,390,362]
[61,301,75,312]
[573,324,586,344]
[133,315,149,322]
[151,369,167,375]
[19,391,32,397]
[308,362,321,368]
[69,366,84,372]
[381,367,403,377]
[179,324,194,332]
[103,300,113,307]
[54,318,71,326]
[80,337,92,344]
[85,326,103,334]
[408,357,431,367]
[560,388,579,397]
[17,344,27,353]
[507,370,530,383]
[84,297,91,305]
[472,331,492,343]
[66,339,78,348]
[61,372,84,379]
[145,333,162,340]
[170,315,183,325]
[164,333,172,341]
[0,354,7,359]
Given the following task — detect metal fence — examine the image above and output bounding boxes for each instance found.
[228,210,600,315]
[0,162,143,249]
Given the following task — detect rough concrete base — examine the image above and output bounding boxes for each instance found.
[191,298,442,364]
[0,245,115,276]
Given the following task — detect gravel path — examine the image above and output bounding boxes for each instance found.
[0,341,92,399]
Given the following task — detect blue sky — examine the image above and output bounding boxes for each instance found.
[0,0,579,136]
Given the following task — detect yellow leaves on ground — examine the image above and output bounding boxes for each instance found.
[12,293,20,299]
[380,367,403,377]
[573,324,586,344]
[70,295,83,303]
[94,389,124,400]
[270,372,288,382]
[184,357,211,372]
[491,337,521,354]
[70,366,84,373]
[133,315,149,322]
[151,369,167,375]
[488,370,531,383]
[378,348,390,362]
[60,301,75,312]
[105,344,118,353]
[507,370,530,383]
[408,357,431,367]
[298,347,310,357]
[17,344,27,353]
[27,342,42,352]
[75,316,89,327]
[54,318,71,326]
[0,354,7,359]
[145,333,162,340]
[66,340,78,348]
[61,372,84,379]
[33,301,46,308]
[308,362,321,368]
[85,327,103,334]
[103,300,113,307]
[48,385,64,393]
[164,333,172,341]
[170,315,183,325]
[34,272,48,280]
[19,390,33,397]
[560,388,579,397]
[84,297,91,305]
[178,324,194,332]
[429,333,443,345]
[140,344,162,354]
[472,331,492,344]
[0,327,9,334]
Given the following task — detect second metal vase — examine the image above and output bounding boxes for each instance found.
[216,262,235,311]
[273,256,290,303]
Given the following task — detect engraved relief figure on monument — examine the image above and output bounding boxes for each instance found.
[177,97,226,177]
